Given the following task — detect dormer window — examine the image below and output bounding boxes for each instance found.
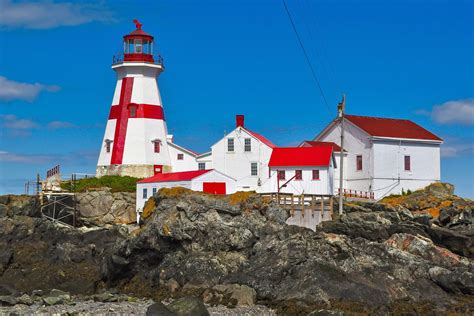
[152,139,161,153]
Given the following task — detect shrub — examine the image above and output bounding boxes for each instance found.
[60,175,140,193]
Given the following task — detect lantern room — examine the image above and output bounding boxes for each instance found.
[123,19,155,63]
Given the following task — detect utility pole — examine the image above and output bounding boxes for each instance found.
[338,94,346,215]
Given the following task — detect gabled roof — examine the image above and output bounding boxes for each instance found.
[167,141,199,157]
[268,146,333,167]
[344,115,442,141]
[301,141,342,152]
[242,127,276,148]
[138,170,211,183]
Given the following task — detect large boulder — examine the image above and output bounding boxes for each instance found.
[76,190,136,225]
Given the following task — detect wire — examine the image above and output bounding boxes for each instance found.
[282,0,332,115]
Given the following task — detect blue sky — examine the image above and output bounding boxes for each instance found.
[0,0,473,197]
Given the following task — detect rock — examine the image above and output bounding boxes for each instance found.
[167,297,210,316]
[16,294,33,305]
[163,278,180,293]
[207,284,256,306]
[429,266,474,295]
[146,302,176,316]
[43,289,71,306]
[0,295,17,306]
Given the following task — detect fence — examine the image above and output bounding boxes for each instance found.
[338,188,375,199]
[260,193,334,231]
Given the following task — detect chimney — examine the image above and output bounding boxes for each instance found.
[236,115,245,128]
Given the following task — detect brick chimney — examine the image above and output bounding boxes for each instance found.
[236,115,244,128]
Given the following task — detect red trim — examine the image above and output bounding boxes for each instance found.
[124,53,154,62]
[138,170,212,183]
[109,103,165,120]
[110,77,134,165]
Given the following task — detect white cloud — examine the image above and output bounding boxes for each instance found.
[0,76,60,102]
[431,99,474,125]
[441,136,474,158]
[47,121,77,129]
[0,0,114,29]
[0,114,39,129]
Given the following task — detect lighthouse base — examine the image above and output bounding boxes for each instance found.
[96,164,172,179]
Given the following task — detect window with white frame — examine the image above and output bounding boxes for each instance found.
[227,138,234,152]
[177,153,184,160]
[404,155,411,171]
[143,188,148,199]
[356,155,363,171]
[198,162,206,170]
[105,140,112,153]
[251,162,258,176]
[244,138,251,152]
[295,170,302,180]
[152,187,157,195]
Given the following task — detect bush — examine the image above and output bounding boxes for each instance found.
[60,175,140,193]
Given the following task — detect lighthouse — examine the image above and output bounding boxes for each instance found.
[97,20,172,178]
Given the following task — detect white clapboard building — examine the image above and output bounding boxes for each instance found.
[136,170,236,210]
[314,115,443,199]
[261,146,336,195]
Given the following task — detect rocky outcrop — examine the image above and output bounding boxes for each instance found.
[76,190,136,225]
[101,189,474,314]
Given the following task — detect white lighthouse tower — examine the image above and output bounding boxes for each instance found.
[97,20,171,178]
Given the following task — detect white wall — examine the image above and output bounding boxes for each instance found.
[260,166,332,195]
[168,143,198,172]
[317,121,373,193]
[190,171,237,194]
[211,127,273,191]
[371,140,441,198]
[196,153,213,170]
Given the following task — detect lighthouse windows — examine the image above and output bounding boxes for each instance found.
[152,140,161,153]
[105,139,113,153]
[129,104,137,117]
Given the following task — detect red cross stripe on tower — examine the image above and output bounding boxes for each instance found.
[108,77,165,164]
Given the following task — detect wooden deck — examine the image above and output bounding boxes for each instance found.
[260,193,334,231]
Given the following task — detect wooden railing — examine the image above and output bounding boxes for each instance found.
[338,188,374,199]
[260,193,334,218]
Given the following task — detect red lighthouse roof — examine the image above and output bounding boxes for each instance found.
[124,19,154,41]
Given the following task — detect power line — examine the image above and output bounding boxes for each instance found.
[282,0,332,115]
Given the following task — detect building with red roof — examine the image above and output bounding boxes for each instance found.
[314,114,442,199]
[261,146,336,196]
[136,169,236,211]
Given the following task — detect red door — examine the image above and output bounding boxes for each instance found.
[203,182,226,195]
[154,165,163,175]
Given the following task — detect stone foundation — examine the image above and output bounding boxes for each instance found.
[96,164,172,178]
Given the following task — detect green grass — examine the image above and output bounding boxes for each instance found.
[60,175,140,193]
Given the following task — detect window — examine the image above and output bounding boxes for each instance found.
[356,155,363,171]
[312,170,320,180]
[404,155,411,171]
[177,153,184,160]
[295,170,302,180]
[244,138,251,152]
[152,187,157,195]
[278,170,286,180]
[251,162,258,176]
[105,141,112,153]
[143,188,148,199]
[135,39,143,53]
[198,162,206,170]
[153,140,161,153]
[227,138,234,152]
[129,105,137,117]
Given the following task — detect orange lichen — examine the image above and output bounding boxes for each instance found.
[142,197,156,219]
[424,207,440,218]
[159,187,192,198]
[440,200,452,208]
[227,191,255,205]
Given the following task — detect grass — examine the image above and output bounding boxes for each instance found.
[60,175,140,193]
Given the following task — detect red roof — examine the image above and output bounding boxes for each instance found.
[345,115,442,141]
[302,141,342,152]
[138,170,211,183]
[243,128,276,148]
[268,146,333,167]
